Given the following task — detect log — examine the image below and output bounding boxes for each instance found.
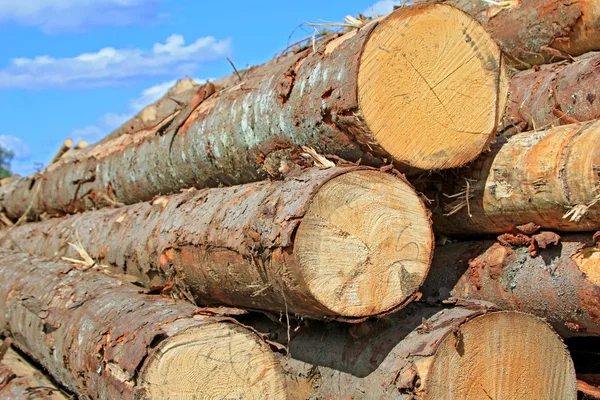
[0,347,68,400]
[501,52,600,135]
[579,378,600,399]
[48,139,73,166]
[421,233,600,337]
[242,304,577,399]
[0,4,507,221]
[0,250,288,400]
[0,167,433,320]
[410,0,600,67]
[428,120,600,235]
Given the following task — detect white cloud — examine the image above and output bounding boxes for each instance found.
[71,112,131,143]
[364,1,402,16]
[0,135,35,176]
[129,79,177,111]
[0,0,165,33]
[0,34,231,90]
[0,135,30,160]
[71,78,206,143]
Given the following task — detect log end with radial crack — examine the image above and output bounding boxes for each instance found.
[294,169,433,318]
[357,4,508,170]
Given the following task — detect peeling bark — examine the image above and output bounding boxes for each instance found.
[411,0,600,67]
[422,234,600,337]
[0,250,288,400]
[0,4,505,221]
[0,167,433,320]
[242,305,576,399]
[501,52,600,135]
[428,120,600,234]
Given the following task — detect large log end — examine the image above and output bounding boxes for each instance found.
[140,323,288,399]
[424,311,577,399]
[358,4,508,170]
[295,170,433,317]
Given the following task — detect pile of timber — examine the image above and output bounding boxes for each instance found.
[0,2,599,398]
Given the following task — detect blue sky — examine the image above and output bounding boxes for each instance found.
[0,0,401,176]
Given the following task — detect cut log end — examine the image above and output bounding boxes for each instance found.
[358,4,505,170]
[295,170,433,317]
[426,311,576,399]
[141,323,288,400]
[574,248,600,286]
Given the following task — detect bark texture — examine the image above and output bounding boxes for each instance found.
[501,52,600,135]
[0,167,433,320]
[429,120,600,234]
[411,0,600,66]
[0,4,506,221]
[0,348,68,400]
[0,250,288,400]
[243,305,576,399]
[422,233,600,337]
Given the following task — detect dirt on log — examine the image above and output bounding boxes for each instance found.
[0,4,507,222]
[501,52,600,135]
[0,250,288,400]
[427,120,600,235]
[0,347,68,400]
[0,167,433,320]
[411,0,600,67]
[422,233,600,338]
[241,304,576,399]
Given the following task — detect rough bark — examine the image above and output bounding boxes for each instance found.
[0,167,433,320]
[0,4,506,221]
[411,0,600,67]
[428,120,600,234]
[422,233,600,337]
[0,347,68,400]
[501,52,600,135]
[242,304,576,399]
[0,250,288,400]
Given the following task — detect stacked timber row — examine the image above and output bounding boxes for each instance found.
[1,2,598,398]
[0,167,434,320]
[0,250,289,399]
[0,3,507,221]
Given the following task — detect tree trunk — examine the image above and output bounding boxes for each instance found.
[0,167,433,320]
[0,250,288,400]
[0,347,68,400]
[428,120,600,234]
[0,4,507,221]
[501,52,600,135]
[422,233,600,337]
[410,0,600,67]
[242,304,576,399]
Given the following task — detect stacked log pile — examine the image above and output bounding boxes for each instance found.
[0,2,598,398]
